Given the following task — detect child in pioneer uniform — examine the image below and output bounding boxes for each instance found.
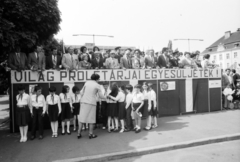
[46,86,61,138]
[16,85,31,142]
[132,84,144,133]
[125,84,134,132]
[30,86,46,140]
[71,86,81,132]
[59,85,73,135]
[148,83,158,129]
[71,86,81,136]
[99,82,109,130]
[107,82,119,132]
[108,85,126,133]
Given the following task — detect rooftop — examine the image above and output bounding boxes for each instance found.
[202,28,240,54]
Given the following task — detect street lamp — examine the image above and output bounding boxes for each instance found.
[174,39,203,52]
[72,34,114,44]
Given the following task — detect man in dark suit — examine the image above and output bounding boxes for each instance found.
[91,51,104,69]
[28,46,46,71]
[8,46,29,71]
[45,48,62,70]
[114,46,122,63]
[120,48,132,69]
[157,47,169,68]
[144,49,157,69]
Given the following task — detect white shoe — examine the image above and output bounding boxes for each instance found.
[20,137,23,142]
[119,129,124,133]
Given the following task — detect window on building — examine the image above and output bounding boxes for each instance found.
[234,62,237,69]
[226,53,229,59]
[220,63,222,68]
[227,63,229,68]
[219,54,222,60]
[234,52,238,58]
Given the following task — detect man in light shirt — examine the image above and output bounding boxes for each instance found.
[30,86,46,140]
[105,51,120,69]
[62,46,79,70]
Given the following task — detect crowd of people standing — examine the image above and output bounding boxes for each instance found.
[8,45,219,72]
[16,73,158,142]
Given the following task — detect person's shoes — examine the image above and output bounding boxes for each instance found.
[132,127,137,131]
[119,129,124,133]
[124,129,131,132]
[144,127,151,131]
[114,128,119,132]
[30,136,35,140]
[39,135,43,140]
[77,133,82,139]
[67,131,71,135]
[54,133,58,138]
[52,133,55,138]
[73,128,77,132]
[61,132,65,135]
[152,125,158,129]
[89,134,98,139]
[102,126,106,130]
[20,137,23,142]
[24,137,28,142]
[135,129,141,133]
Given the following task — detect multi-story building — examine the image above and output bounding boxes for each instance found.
[201,28,240,69]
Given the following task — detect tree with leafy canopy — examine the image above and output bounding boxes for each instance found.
[0,0,61,56]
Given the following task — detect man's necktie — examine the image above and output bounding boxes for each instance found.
[51,95,54,104]
[75,94,77,102]
[16,53,20,63]
[53,55,56,68]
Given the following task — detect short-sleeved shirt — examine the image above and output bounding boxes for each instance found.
[71,94,81,103]
[149,90,157,107]
[142,90,149,100]
[115,91,125,102]
[132,92,144,103]
[16,93,29,106]
[59,93,71,103]
[125,93,133,108]
[31,94,46,108]
[46,94,60,105]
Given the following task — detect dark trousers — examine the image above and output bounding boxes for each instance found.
[31,107,44,136]
[126,106,133,130]
[101,101,108,127]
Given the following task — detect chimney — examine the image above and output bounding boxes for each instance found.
[224,31,231,39]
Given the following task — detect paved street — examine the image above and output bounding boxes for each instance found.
[113,140,240,162]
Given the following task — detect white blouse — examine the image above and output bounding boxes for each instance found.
[71,94,81,103]
[111,91,126,102]
[142,90,149,100]
[16,93,30,106]
[125,93,133,109]
[31,94,46,112]
[59,93,71,103]
[149,90,157,107]
[46,94,60,105]
[132,92,144,103]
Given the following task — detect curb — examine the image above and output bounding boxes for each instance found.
[54,133,240,162]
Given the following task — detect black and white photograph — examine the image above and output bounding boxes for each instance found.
[0,0,240,162]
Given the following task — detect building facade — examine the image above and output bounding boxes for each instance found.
[201,28,240,70]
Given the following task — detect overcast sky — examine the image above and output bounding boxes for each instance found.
[55,0,240,52]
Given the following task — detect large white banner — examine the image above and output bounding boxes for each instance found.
[11,69,222,83]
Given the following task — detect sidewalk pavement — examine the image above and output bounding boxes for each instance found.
[0,109,239,162]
